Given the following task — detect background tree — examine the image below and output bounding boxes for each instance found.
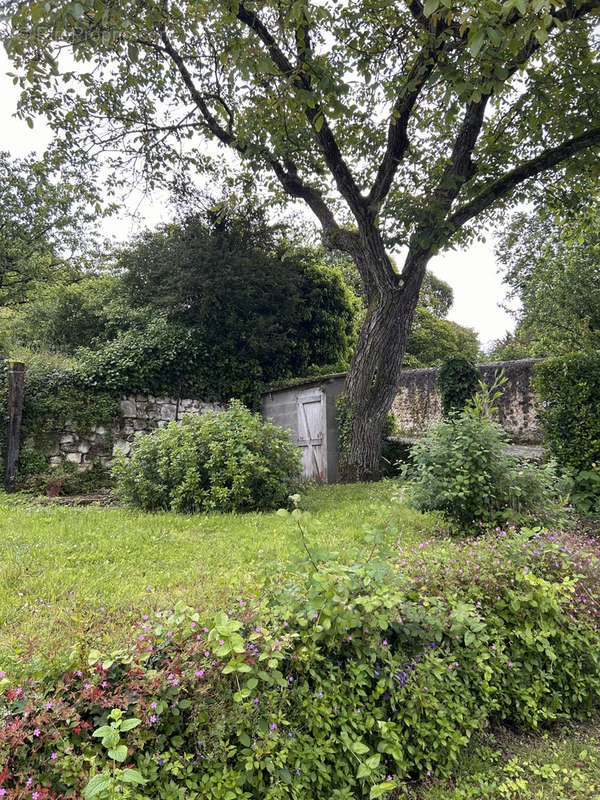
[491,202,600,359]
[117,210,359,397]
[5,0,600,478]
[8,209,359,402]
[0,151,105,308]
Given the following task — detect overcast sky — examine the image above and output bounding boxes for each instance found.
[0,51,516,350]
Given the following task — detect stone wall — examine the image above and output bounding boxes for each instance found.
[44,395,224,469]
[392,359,542,444]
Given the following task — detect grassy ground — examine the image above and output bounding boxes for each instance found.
[2,481,599,797]
[0,480,437,665]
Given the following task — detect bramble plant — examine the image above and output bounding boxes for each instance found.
[84,709,146,799]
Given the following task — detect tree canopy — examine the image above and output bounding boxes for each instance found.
[0,151,105,307]
[5,0,599,477]
[492,202,600,359]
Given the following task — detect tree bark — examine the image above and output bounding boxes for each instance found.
[339,233,430,482]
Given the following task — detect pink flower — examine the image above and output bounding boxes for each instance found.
[33,728,41,736]
[51,752,58,759]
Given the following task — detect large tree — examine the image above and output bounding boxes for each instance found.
[4,0,600,478]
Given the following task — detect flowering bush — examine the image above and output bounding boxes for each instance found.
[113,400,302,512]
[2,521,600,798]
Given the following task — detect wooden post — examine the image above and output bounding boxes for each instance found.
[4,361,25,492]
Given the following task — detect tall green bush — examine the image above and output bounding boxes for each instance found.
[113,400,302,512]
[535,353,600,473]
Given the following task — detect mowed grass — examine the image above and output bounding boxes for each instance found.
[0,480,436,666]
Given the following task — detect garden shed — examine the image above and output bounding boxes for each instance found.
[261,373,345,483]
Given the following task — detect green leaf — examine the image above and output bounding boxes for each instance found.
[423,0,440,15]
[127,43,139,62]
[352,740,370,755]
[70,2,85,20]
[120,768,147,785]
[119,718,141,732]
[370,782,396,799]
[357,762,371,779]
[84,774,112,799]
[92,725,113,739]
[239,732,251,747]
[107,744,128,762]
[469,31,486,57]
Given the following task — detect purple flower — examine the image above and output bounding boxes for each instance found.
[269,723,277,730]
[33,728,41,736]
[51,752,58,759]
[150,714,157,723]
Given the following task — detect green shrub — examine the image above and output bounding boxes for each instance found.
[405,384,562,528]
[535,354,600,514]
[535,353,600,474]
[437,354,480,417]
[113,400,302,512]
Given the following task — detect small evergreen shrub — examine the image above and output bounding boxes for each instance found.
[406,383,562,528]
[113,400,302,513]
[437,354,480,417]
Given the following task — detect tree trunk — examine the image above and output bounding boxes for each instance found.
[339,240,430,482]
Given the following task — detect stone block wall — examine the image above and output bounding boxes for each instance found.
[392,359,542,444]
[43,395,224,470]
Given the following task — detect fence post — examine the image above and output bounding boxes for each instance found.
[4,360,25,492]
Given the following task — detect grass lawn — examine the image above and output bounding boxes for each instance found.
[0,480,437,667]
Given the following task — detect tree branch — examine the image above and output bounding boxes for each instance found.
[153,27,357,253]
[448,125,600,234]
[367,50,437,213]
[235,2,367,220]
